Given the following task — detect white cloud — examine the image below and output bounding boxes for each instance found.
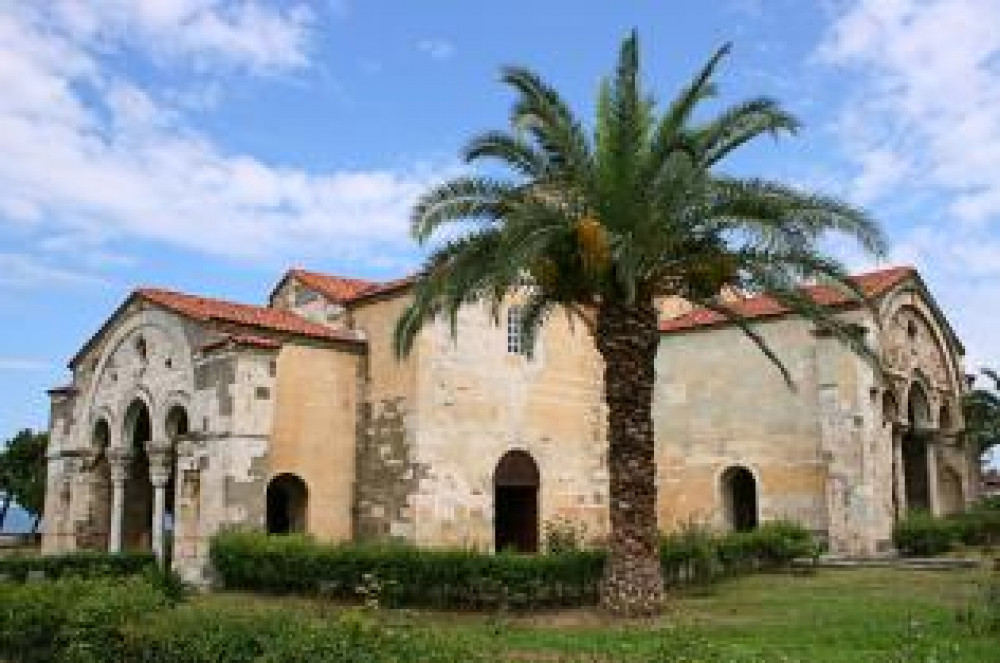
[418,38,456,61]
[818,0,1000,222]
[0,358,50,371]
[0,254,108,290]
[50,0,314,73]
[0,5,455,275]
[817,0,1000,373]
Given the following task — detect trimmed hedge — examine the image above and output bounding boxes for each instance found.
[0,550,155,582]
[211,521,819,609]
[894,502,1000,556]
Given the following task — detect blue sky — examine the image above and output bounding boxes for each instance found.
[1,0,999,452]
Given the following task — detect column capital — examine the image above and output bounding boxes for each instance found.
[146,440,173,487]
[107,448,131,482]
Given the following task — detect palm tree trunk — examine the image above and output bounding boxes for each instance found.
[595,299,664,616]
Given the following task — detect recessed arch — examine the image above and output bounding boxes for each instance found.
[266,473,308,535]
[720,466,758,532]
[493,450,540,553]
[87,417,113,551]
[121,398,153,550]
[902,382,932,512]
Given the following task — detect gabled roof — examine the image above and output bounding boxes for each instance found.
[270,268,414,306]
[137,288,362,342]
[282,269,379,303]
[659,266,915,333]
[69,287,364,368]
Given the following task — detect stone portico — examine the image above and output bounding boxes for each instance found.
[42,265,978,581]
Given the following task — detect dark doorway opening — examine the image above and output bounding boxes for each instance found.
[122,399,153,550]
[722,466,758,532]
[266,474,308,534]
[904,384,932,512]
[493,450,539,553]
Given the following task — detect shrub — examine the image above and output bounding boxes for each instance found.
[0,576,168,663]
[0,550,155,582]
[212,524,820,609]
[543,517,589,554]
[211,531,605,610]
[894,512,958,556]
[952,506,1000,547]
[0,577,481,662]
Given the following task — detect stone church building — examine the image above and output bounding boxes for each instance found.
[41,265,978,582]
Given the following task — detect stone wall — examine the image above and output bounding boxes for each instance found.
[268,342,363,542]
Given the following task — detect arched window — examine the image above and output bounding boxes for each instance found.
[721,466,758,532]
[165,405,189,442]
[493,450,540,553]
[266,474,308,535]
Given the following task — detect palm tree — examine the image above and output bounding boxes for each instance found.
[394,32,886,616]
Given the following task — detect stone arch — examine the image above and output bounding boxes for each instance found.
[266,473,308,535]
[493,449,540,553]
[720,465,759,532]
[121,398,153,550]
[77,308,196,450]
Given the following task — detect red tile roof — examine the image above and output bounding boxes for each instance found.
[659,266,915,333]
[286,268,380,303]
[279,268,414,305]
[137,288,363,344]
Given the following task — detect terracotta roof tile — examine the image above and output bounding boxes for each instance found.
[660,266,915,333]
[287,269,379,303]
[136,288,363,344]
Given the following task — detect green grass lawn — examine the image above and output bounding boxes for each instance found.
[196,566,999,662]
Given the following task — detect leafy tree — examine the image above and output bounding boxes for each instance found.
[393,32,885,615]
[964,369,1000,460]
[0,429,48,532]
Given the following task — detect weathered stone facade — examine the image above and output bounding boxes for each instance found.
[41,266,977,581]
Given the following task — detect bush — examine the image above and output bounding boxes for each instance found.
[893,512,959,556]
[952,506,1000,547]
[211,523,820,609]
[0,577,481,662]
[0,550,155,582]
[0,576,168,663]
[211,531,604,610]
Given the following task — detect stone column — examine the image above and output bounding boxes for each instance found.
[107,449,130,554]
[146,441,173,565]
[926,438,941,516]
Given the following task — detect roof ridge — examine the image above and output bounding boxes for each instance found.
[660,266,916,334]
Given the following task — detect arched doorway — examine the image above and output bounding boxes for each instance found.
[721,466,758,532]
[493,450,539,553]
[88,419,112,550]
[902,385,932,512]
[122,399,153,550]
[266,474,308,534]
